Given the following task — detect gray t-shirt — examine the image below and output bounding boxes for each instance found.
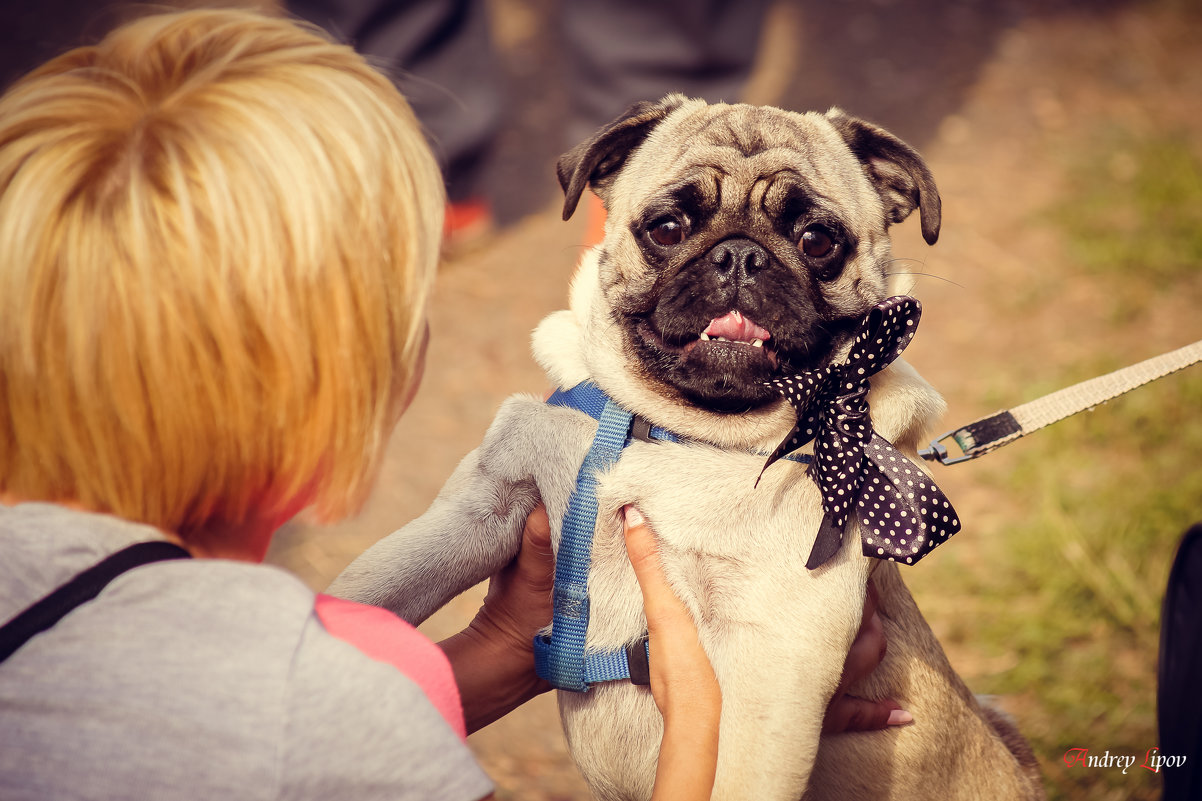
[0,503,493,801]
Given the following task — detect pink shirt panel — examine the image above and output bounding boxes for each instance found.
[313,594,466,739]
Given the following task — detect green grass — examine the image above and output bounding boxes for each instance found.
[920,370,1202,801]
[1056,133,1202,282]
[914,129,1202,801]
[986,373,1199,801]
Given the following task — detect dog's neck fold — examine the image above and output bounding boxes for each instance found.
[532,247,948,456]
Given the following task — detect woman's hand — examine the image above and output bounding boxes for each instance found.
[823,581,913,733]
[438,504,555,734]
[440,500,908,741]
[623,504,910,800]
[623,505,722,801]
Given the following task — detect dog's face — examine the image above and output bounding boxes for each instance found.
[558,95,940,413]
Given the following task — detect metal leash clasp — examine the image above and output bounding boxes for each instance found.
[918,430,978,466]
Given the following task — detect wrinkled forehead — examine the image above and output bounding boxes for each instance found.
[618,103,875,219]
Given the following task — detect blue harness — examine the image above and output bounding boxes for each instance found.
[532,381,811,692]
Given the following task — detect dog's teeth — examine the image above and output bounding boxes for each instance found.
[716,336,730,342]
[698,332,710,341]
[751,339,763,348]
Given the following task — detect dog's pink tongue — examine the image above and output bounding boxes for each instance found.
[703,310,771,342]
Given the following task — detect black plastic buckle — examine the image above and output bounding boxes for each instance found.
[626,634,651,685]
[630,416,654,443]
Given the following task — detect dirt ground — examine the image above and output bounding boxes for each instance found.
[7,0,1192,797]
[259,2,1202,797]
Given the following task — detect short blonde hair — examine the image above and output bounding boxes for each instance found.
[0,8,443,535]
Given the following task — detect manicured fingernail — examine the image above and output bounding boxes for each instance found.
[887,709,914,726]
[623,505,644,527]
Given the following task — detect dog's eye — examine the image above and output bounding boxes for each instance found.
[648,218,686,247]
[800,225,836,258]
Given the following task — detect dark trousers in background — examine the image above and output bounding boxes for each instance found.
[287,0,770,201]
[1159,522,1202,801]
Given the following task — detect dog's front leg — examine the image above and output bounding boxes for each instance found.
[327,447,539,625]
[705,578,866,799]
[326,395,589,624]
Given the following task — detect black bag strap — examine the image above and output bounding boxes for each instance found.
[1159,522,1202,801]
[0,540,192,664]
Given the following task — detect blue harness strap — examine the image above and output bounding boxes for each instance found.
[535,381,812,692]
[546,383,681,444]
[535,393,632,691]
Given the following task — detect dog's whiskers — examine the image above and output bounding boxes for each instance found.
[882,257,964,289]
[885,271,965,289]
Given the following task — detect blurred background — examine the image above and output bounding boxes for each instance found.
[4,1,1200,799]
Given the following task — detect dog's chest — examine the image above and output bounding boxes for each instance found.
[587,437,849,650]
[599,440,821,560]
[482,397,865,650]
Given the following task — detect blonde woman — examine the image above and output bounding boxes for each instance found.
[0,9,720,800]
[0,9,888,800]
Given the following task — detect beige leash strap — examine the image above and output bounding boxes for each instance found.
[919,339,1202,466]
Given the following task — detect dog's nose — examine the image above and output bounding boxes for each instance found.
[709,238,770,278]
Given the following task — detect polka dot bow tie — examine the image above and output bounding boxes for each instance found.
[758,296,960,570]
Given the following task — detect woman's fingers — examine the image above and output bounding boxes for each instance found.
[622,504,721,801]
[623,506,689,629]
[823,581,913,733]
[839,582,886,694]
[441,504,556,733]
[512,504,554,600]
[823,695,912,733]
[621,505,720,707]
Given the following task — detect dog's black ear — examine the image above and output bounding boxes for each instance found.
[826,109,941,245]
[557,95,685,221]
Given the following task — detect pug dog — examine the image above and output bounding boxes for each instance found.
[329,95,1044,800]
